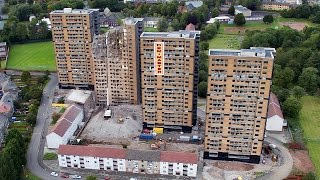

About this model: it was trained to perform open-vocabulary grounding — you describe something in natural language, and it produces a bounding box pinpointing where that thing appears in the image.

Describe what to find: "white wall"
[266,115,284,131]
[46,133,63,149]
[62,109,84,141]
[58,155,67,167]
[47,108,84,149]
[160,162,169,175]
[84,156,100,169]
[172,163,183,176]
[187,164,197,177]
[117,159,126,172]
[58,153,197,177]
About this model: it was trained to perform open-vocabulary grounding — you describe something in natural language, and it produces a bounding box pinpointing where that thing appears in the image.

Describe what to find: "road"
[257,136,293,180]
[26,74,58,180]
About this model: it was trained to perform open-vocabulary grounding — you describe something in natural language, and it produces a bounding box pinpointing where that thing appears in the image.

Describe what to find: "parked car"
[104,176,111,180]
[60,173,69,178]
[71,174,82,179]
[50,172,58,177]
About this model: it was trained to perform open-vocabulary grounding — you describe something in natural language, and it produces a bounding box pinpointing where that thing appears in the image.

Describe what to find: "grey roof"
[144,17,161,22]
[141,30,200,39]
[209,47,276,58]
[185,1,204,8]
[235,5,251,12]
[123,17,144,25]
[126,149,161,161]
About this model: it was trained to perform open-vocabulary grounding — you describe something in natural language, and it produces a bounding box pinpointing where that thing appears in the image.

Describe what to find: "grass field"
[208,34,242,49]
[6,41,55,71]
[300,96,320,176]
[144,27,159,32]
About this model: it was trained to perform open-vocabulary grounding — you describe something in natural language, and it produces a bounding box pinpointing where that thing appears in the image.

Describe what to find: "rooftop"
[160,151,198,164]
[185,1,204,8]
[58,145,127,159]
[185,23,196,31]
[51,104,83,137]
[50,8,99,15]
[141,30,200,39]
[268,92,284,119]
[0,101,12,113]
[123,17,144,25]
[58,145,198,164]
[235,5,251,12]
[66,90,93,104]
[127,149,161,161]
[209,47,276,58]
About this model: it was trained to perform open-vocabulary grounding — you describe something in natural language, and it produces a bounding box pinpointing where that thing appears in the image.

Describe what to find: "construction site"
[80,105,203,153]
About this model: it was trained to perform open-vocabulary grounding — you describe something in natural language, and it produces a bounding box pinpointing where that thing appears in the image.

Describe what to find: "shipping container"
[179,136,190,142]
[153,127,163,134]
[139,134,154,140]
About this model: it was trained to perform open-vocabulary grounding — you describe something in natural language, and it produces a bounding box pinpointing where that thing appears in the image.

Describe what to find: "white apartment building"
[57,145,198,178]
[46,104,83,149]
[58,145,127,171]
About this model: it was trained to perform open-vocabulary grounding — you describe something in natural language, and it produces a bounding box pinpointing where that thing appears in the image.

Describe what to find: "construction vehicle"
[117,116,124,123]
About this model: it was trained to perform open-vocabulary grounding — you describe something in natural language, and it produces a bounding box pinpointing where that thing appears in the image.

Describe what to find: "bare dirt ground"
[290,149,315,173]
[80,105,142,144]
[203,160,272,180]
[280,22,307,31]
[128,139,200,152]
[214,161,254,171]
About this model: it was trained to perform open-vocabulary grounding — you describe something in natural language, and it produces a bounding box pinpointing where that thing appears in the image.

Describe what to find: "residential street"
[26,74,58,180]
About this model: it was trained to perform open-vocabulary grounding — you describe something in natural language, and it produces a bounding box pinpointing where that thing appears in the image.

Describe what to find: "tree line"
[0,129,27,179]
[17,71,50,126]
[241,26,320,119]
[281,4,320,24]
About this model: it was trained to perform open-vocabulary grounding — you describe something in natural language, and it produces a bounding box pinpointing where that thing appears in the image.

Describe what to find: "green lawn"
[6,41,56,71]
[300,96,320,176]
[43,152,58,160]
[144,27,159,32]
[208,34,241,49]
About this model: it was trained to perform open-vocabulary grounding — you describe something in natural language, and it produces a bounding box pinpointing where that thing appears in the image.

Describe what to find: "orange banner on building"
[154,42,164,75]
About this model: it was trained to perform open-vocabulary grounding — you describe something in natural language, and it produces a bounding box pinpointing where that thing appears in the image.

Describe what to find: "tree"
[200,42,209,51]
[228,5,235,15]
[0,152,18,180]
[290,86,305,99]
[234,13,246,26]
[283,96,302,118]
[86,175,97,180]
[298,67,319,94]
[199,70,208,82]
[21,71,31,83]
[26,112,37,126]
[263,14,274,24]
[157,18,168,32]
[211,7,220,18]
[198,82,208,98]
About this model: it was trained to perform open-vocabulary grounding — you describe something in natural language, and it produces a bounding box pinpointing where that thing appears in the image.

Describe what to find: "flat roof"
[66,90,92,104]
[50,8,99,15]
[141,30,200,39]
[209,47,276,58]
[123,17,144,25]
[235,5,251,12]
